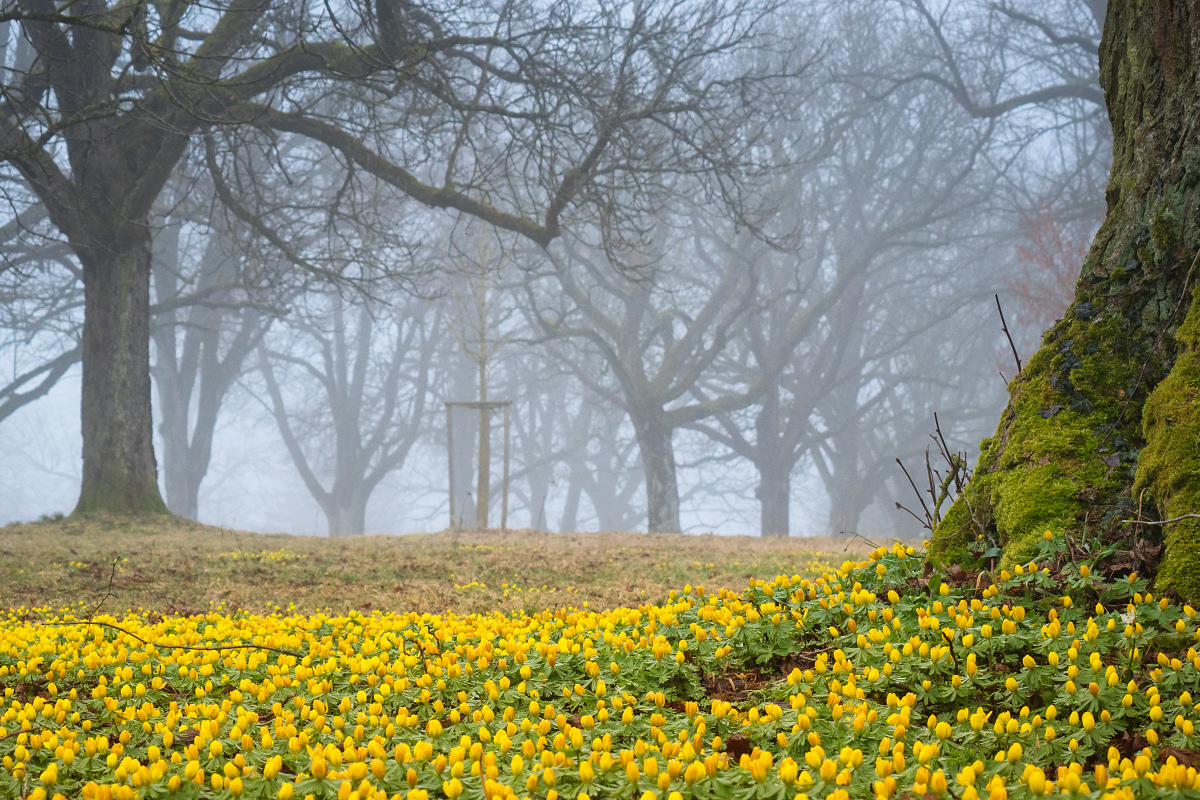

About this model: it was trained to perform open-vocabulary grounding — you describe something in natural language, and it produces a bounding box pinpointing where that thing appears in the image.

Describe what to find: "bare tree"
[0,205,80,422]
[563,405,646,532]
[258,291,438,536]
[0,0,785,515]
[149,209,276,520]
[681,0,1059,538]
[526,221,771,532]
[488,353,645,531]
[884,0,1110,243]
[884,0,1104,118]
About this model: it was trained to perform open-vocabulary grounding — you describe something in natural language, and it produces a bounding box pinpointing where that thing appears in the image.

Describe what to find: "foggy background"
[0,0,1107,537]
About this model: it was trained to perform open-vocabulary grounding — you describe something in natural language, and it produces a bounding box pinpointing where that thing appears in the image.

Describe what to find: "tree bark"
[152,219,264,520]
[931,0,1200,601]
[324,492,368,537]
[634,416,681,533]
[74,224,168,515]
[757,468,790,537]
[750,380,795,537]
[827,493,864,539]
[560,471,582,532]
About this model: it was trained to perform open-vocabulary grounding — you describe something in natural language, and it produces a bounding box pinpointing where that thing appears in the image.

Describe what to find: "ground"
[1,519,1198,800]
[0,516,875,616]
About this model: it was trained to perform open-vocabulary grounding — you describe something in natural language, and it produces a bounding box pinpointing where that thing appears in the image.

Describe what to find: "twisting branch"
[993,4,1099,52]
[46,619,306,658]
[32,556,306,659]
[0,345,81,423]
[203,133,346,284]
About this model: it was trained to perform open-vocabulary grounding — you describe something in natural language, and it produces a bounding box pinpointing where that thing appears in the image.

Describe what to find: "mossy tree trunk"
[931,0,1200,601]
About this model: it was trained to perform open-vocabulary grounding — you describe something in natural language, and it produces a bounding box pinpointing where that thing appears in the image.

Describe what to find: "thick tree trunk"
[158,390,198,519]
[827,494,863,539]
[152,222,258,521]
[325,494,367,537]
[560,470,582,532]
[633,416,681,533]
[757,467,790,537]
[74,225,168,515]
[753,382,791,537]
[931,0,1200,600]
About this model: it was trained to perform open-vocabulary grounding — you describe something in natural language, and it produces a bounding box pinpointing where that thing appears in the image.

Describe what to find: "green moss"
[932,0,1200,579]
[73,476,170,517]
[1150,203,1180,254]
[990,466,1080,560]
[933,291,1139,566]
[927,491,980,561]
[1134,287,1200,602]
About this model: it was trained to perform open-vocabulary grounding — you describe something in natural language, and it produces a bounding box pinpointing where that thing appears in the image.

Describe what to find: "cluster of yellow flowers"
[0,538,1198,799]
[213,549,301,565]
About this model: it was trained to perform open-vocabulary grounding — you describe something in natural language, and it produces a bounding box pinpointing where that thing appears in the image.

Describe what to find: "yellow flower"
[1026,768,1046,795]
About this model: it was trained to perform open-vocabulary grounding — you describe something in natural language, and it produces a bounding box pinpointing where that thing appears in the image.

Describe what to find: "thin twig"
[85,558,119,625]
[42,620,305,658]
[842,532,880,551]
[894,501,930,529]
[0,724,54,742]
[896,458,933,528]
[925,448,939,522]
[996,294,1022,374]
[1121,513,1200,526]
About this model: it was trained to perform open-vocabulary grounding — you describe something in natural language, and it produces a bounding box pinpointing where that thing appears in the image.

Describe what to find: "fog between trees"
[0,0,1106,536]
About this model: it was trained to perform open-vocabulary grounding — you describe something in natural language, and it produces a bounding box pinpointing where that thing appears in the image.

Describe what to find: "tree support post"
[445,400,512,531]
[446,403,456,530]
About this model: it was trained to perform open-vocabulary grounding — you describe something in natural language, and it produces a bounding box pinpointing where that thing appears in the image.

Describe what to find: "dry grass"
[0,515,881,617]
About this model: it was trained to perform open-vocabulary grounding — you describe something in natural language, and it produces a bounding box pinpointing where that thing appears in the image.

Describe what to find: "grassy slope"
[0,516,876,617]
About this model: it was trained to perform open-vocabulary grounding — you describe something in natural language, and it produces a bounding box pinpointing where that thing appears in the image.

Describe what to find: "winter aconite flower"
[2,538,1196,800]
